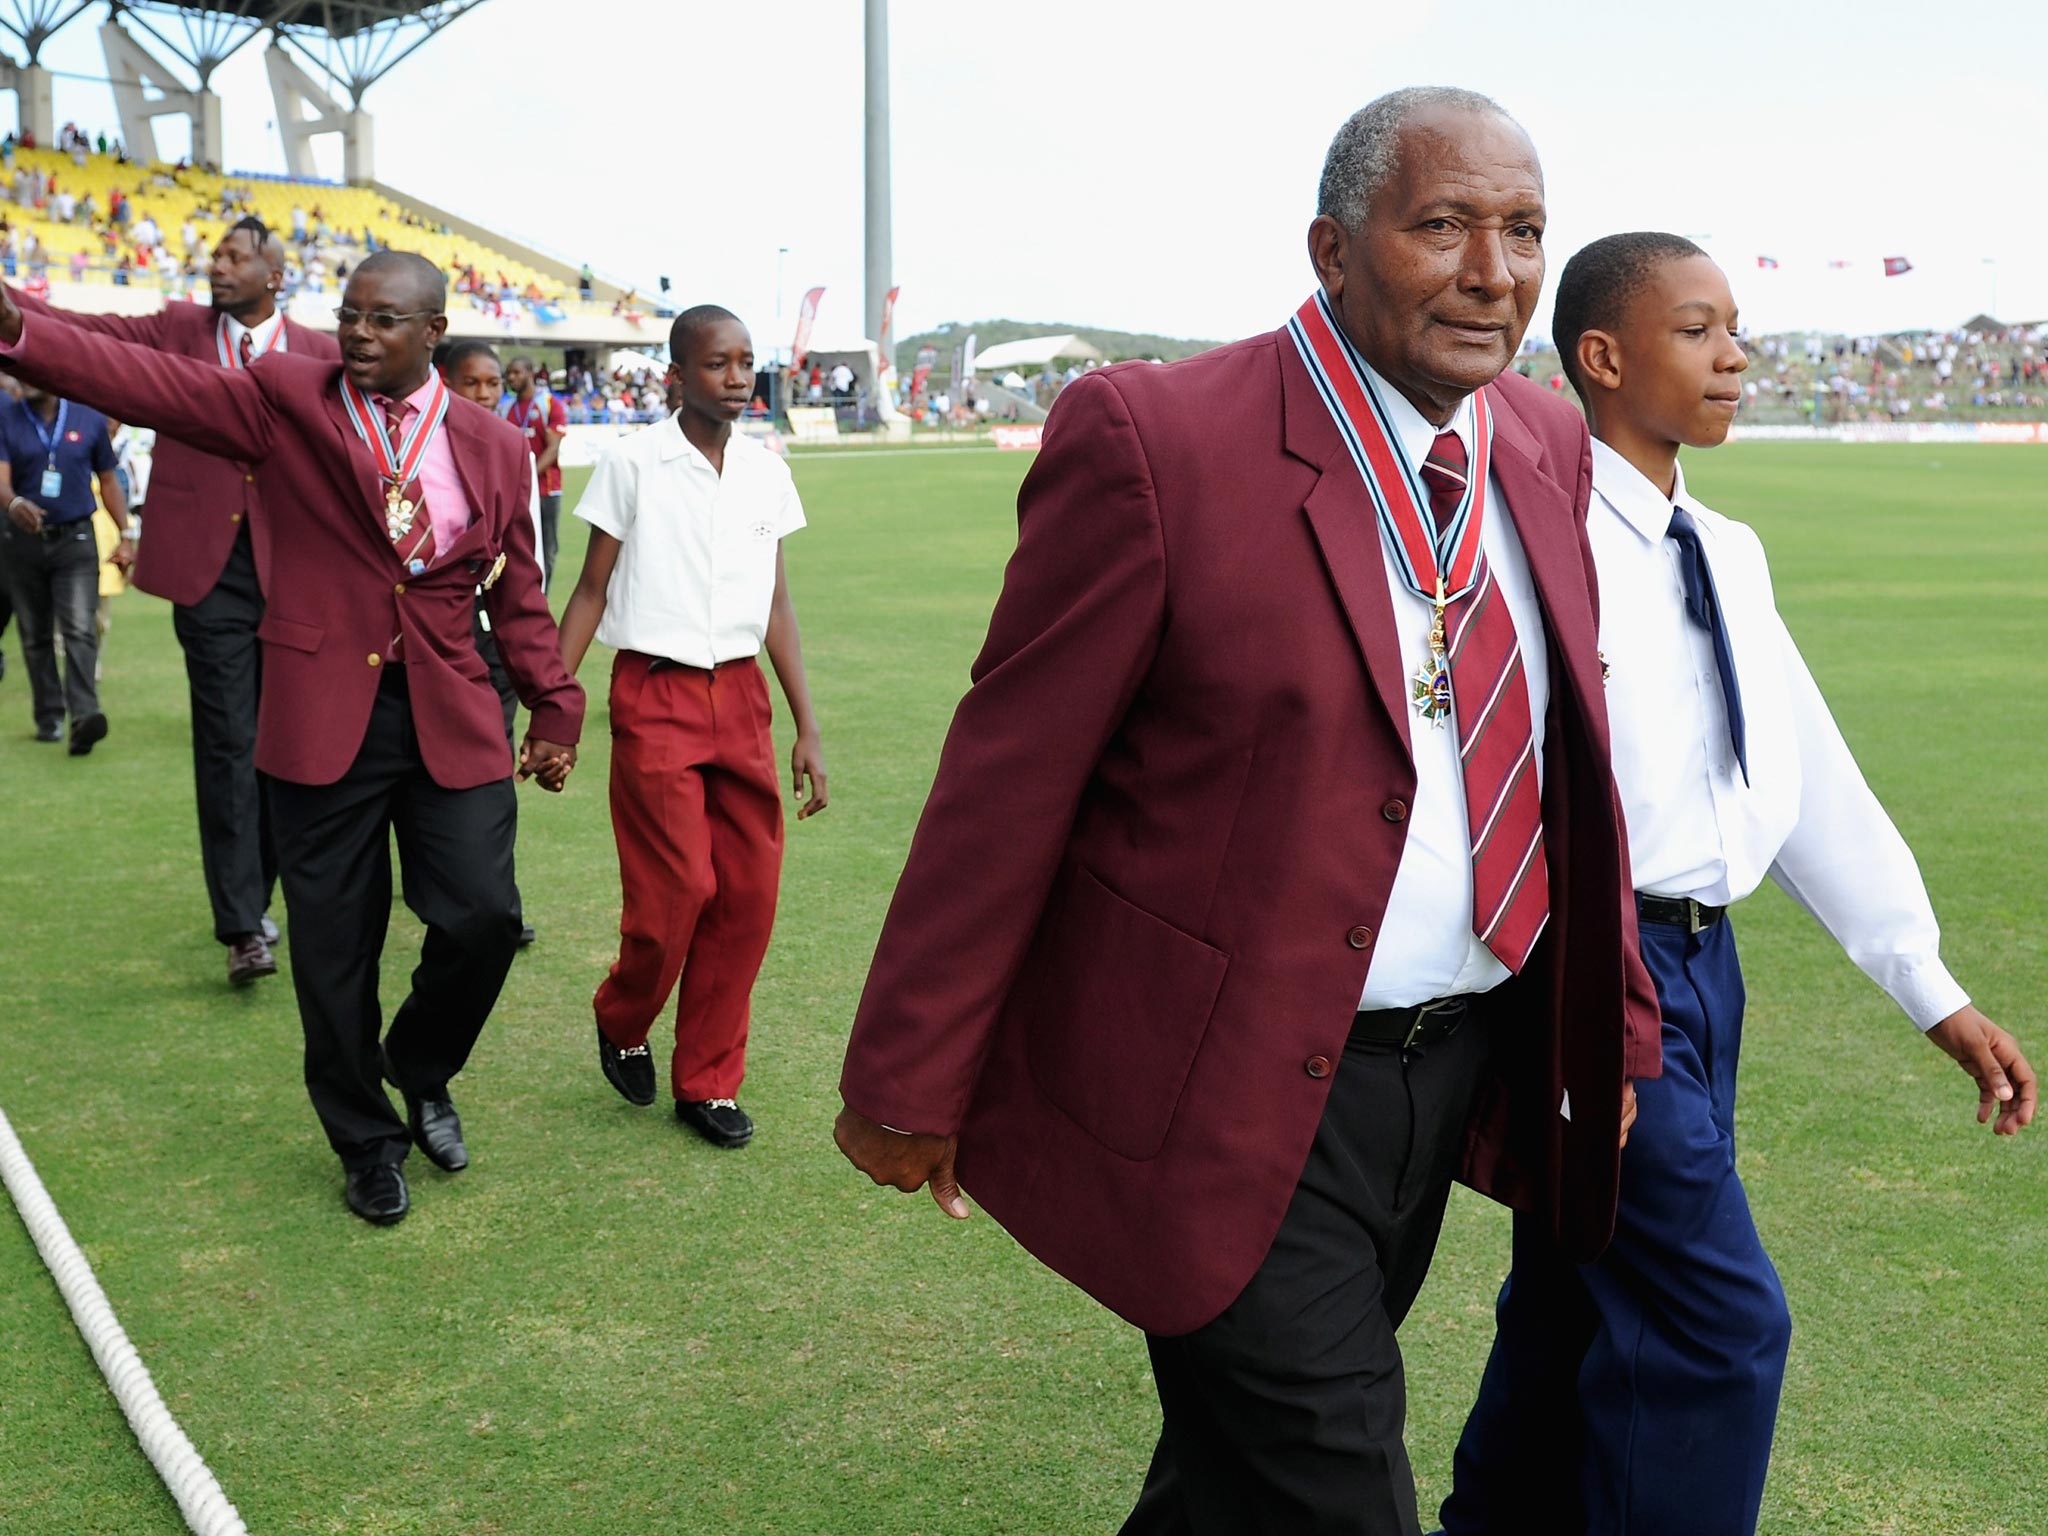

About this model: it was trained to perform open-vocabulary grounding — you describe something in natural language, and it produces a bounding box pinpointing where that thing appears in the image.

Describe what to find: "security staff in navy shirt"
[0,383,131,751]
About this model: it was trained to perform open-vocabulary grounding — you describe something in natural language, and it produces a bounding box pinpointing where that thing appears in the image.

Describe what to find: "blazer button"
[229,511,242,523]
[1347,925,1374,950]
[1381,797,1408,822]
[366,653,381,668]
[1304,1055,1332,1079]
[393,582,406,594]
[243,473,255,484]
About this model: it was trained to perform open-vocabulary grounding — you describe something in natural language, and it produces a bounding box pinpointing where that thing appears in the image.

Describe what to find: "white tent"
[603,347,669,375]
[970,334,1106,372]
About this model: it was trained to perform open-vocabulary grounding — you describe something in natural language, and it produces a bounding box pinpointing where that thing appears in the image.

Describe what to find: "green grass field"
[1,442,2042,1534]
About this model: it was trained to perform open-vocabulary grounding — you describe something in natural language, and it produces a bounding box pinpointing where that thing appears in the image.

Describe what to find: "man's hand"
[517,736,575,791]
[1925,1005,2036,1135]
[108,532,136,573]
[834,1104,969,1219]
[1620,1079,1638,1148]
[7,496,42,533]
[791,731,828,820]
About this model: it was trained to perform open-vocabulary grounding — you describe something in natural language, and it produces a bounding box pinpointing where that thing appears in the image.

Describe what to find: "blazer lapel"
[1483,386,1600,713]
[1281,335,1413,753]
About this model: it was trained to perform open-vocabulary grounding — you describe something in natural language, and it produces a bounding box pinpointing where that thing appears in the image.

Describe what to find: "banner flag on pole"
[791,286,825,369]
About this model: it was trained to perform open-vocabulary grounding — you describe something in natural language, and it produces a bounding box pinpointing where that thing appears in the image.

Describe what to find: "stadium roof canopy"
[1,1,488,102]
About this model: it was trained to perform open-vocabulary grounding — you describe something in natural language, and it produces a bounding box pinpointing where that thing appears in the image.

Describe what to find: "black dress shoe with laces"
[598,1025,656,1106]
[227,934,276,986]
[68,712,107,755]
[383,1049,468,1172]
[345,1162,409,1225]
[676,1097,754,1148]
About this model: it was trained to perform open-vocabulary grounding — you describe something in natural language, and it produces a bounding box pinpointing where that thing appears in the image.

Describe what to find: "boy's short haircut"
[441,338,501,374]
[1552,231,1706,398]
[668,304,743,361]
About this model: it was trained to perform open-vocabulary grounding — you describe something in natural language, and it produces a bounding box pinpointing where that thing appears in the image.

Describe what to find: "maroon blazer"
[840,333,1661,1337]
[5,308,583,788]
[13,289,338,606]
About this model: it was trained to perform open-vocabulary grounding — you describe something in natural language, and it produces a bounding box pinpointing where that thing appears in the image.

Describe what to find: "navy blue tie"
[1667,507,1748,785]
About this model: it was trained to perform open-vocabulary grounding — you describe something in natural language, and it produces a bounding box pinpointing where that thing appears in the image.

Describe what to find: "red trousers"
[595,651,784,1101]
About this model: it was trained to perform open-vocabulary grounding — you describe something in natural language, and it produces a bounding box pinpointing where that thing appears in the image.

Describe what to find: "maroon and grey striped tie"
[1422,428,1548,972]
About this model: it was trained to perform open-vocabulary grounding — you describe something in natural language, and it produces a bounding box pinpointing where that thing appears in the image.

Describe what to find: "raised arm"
[0,285,276,464]
[10,280,180,348]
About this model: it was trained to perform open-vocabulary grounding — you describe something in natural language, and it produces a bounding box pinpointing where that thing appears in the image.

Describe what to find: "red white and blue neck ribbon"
[216,313,285,369]
[338,371,451,494]
[1286,290,1493,604]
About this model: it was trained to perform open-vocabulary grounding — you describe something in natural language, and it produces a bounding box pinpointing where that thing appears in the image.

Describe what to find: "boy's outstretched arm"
[556,527,621,678]
[764,545,827,819]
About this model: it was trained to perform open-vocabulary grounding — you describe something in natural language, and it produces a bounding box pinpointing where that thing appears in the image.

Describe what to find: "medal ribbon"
[338,371,451,496]
[1285,290,1493,603]
[216,314,285,369]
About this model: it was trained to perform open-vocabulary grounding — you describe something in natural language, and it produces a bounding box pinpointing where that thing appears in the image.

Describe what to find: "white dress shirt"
[1589,439,1967,1030]
[575,414,805,667]
[222,309,285,357]
[1358,364,1551,1009]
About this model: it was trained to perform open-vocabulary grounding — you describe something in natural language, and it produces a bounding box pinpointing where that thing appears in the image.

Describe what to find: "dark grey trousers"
[3,519,100,732]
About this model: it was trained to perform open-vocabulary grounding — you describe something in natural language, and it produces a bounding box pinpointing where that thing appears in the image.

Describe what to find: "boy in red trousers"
[558,305,827,1147]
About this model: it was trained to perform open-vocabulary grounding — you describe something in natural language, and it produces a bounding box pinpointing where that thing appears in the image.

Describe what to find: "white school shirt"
[575,413,805,666]
[1356,363,1551,1010]
[1588,439,1967,1030]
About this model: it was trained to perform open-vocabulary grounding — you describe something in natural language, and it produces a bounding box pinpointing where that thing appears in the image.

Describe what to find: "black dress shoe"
[676,1097,754,1148]
[34,722,60,742]
[344,1162,409,1225]
[598,1026,656,1106]
[67,712,107,755]
[383,1049,468,1171]
[259,914,281,946]
[227,934,277,986]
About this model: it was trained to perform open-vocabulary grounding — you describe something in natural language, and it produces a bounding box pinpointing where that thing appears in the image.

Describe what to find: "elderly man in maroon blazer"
[836,88,1661,1533]
[0,251,583,1227]
[16,217,337,986]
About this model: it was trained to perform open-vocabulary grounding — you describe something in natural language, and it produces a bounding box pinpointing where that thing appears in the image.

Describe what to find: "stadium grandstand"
[0,0,666,351]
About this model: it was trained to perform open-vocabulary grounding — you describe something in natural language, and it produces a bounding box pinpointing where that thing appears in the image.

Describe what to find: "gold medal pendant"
[1412,591,1453,727]
[384,482,416,541]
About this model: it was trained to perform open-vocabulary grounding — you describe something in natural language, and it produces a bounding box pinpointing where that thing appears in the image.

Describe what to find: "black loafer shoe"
[676,1097,754,1148]
[384,1049,468,1172]
[259,914,281,947]
[598,1026,657,1106]
[344,1162,408,1225]
[227,934,277,986]
[68,712,107,755]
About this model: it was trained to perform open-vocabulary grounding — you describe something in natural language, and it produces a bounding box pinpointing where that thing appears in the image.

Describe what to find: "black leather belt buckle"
[1352,996,1469,1052]
[1637,894,1725,933]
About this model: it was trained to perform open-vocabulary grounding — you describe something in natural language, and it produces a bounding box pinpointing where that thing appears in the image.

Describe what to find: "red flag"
[1882,256,1913,277]
[1756,256,1779,269]
[878,285,900,357]
[791,286,825,369]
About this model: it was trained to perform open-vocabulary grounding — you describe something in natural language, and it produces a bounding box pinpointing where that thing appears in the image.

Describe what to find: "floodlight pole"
[863,0,891,348]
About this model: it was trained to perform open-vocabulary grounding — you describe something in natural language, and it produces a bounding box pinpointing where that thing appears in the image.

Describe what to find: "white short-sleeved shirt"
[574,414,805,667]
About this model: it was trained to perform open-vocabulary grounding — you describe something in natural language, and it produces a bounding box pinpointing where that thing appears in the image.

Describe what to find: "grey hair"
[1316,87,1523,230]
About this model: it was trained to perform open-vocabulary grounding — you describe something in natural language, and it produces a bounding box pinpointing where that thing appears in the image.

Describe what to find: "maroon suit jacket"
[5,309,583,788]
[13,289,338,606]
[840,334,1662,1337]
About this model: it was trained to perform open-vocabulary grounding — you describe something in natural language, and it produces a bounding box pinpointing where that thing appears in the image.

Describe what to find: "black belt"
[1351,996,1470,1053]
[24,520,91,540]
[1637,893,1726,932]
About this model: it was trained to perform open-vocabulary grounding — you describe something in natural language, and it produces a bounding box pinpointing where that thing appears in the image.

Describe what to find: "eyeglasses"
[336,308,441,331]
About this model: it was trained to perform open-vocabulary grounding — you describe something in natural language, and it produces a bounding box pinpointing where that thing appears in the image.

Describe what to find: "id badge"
[39,467,62,499]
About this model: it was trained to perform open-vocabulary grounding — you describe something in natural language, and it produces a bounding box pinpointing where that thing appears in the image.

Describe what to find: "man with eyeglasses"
[0,251,584,1227]
[9,216,337,987]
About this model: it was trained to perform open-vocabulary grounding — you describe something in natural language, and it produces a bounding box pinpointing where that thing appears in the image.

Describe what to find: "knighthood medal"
[1412,583,1454,727]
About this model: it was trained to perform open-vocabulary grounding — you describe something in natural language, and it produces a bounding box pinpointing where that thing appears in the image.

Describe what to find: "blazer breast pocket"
[1021,865,1230,1162]
[257,614,323,653]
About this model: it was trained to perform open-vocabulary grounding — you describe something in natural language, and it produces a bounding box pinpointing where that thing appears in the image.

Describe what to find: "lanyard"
[27,400,68,458]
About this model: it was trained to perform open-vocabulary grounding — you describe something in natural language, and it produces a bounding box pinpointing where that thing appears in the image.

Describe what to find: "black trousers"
[538,491,561,592]
[170,524,276,943]
[1122,1013,1494,1536]
[268,665,520,1170]
[3,519,100,731]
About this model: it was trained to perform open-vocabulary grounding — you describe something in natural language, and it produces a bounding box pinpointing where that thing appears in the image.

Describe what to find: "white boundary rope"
[0,1103,249,1536]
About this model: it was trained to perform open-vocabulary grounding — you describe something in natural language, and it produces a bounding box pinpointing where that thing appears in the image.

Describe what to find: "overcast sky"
[32,0,2048,350]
